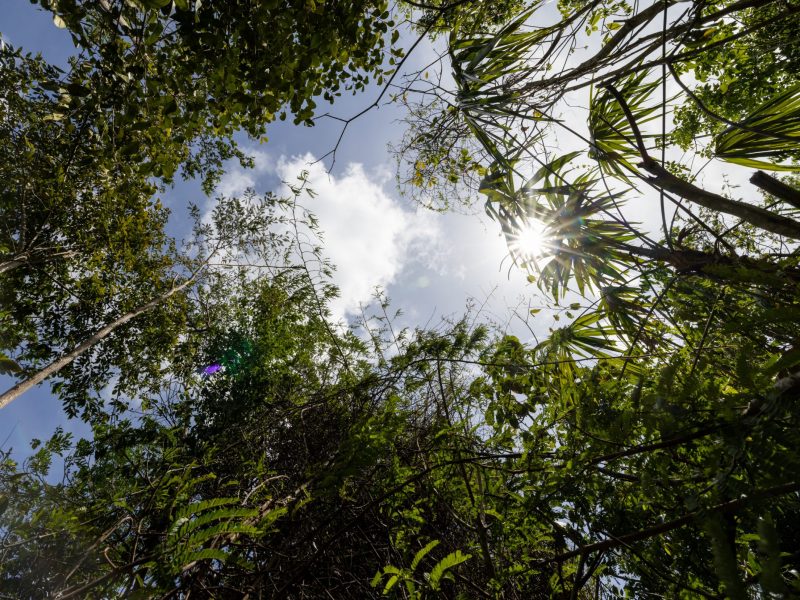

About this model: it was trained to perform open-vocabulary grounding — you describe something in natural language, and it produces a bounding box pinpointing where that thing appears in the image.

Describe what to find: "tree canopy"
[2,0,800,598]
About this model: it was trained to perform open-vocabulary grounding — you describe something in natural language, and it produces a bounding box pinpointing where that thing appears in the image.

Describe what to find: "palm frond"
[588,71,660,184]
[715,84,800,171]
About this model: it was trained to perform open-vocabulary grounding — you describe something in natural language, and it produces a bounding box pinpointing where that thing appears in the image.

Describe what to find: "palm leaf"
[715,83,800,171]
[588,71,660,184]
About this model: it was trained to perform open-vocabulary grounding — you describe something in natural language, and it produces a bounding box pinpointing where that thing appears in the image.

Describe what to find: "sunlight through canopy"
[508,217,550,265]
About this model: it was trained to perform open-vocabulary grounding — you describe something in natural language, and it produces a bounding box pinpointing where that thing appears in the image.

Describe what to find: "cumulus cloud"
[274,154,440,322]
[215,149,271,198]
[209,150,539,332]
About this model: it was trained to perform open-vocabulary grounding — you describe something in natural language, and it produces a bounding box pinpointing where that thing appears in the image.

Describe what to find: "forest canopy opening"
[1,0,799,598]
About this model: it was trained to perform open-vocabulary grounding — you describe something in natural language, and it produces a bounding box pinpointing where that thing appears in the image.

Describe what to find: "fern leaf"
[429,550,472,591]
[411,540,440,572]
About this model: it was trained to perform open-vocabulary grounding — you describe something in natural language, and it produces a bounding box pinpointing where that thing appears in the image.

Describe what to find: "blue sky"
[1,2,546,462]
[0,0,759,464]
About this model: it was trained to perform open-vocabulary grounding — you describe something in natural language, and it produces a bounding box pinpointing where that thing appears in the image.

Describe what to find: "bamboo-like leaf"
[452,6,553,121]
[715,156,800,172]
[524,151,583,190]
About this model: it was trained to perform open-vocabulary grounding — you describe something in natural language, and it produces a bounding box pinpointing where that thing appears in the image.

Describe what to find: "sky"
[0,2,548,462]
[0,1,762,462]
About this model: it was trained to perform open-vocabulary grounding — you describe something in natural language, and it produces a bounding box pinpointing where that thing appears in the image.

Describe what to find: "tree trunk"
[619,242,800,285]
[750,170,800,210]
[0,275,197,410]
[641,162,800,240]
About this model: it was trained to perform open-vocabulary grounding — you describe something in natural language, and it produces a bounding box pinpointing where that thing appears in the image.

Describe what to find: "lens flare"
[510,218,548,262]
[202,363,222,375]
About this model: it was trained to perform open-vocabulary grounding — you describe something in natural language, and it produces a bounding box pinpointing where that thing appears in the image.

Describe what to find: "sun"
[509,218,549,263]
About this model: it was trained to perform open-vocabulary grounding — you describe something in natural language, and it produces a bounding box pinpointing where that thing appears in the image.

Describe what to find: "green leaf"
[715,84,800,170]
[382,574,399,595]
[370,571,384,588]
[0,354,22,375]
[716,157,800,172]
[429,550,471,591]
[411,540,440,571]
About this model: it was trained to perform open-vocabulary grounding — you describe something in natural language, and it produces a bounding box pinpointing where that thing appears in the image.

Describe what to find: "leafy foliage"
[0,0,401,414]
[3,1,800,599]
[37,0,398,173]
[714,84,800,170]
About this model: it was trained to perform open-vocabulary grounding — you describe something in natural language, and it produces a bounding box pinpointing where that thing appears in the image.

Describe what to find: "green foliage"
[1,0,402,414]
[671,0,800,161]
[409,0,527,37]
[715,84,800,170]
[588,71,660,183]
[36,0,397,149]
[428,549,472,591]
[0,47,176,406]
[402,0,800,280]
[393,1,800,597]
[3,1,800,599]
[370,540,472,598]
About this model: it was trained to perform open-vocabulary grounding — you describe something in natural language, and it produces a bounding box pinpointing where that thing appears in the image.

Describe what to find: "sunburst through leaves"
[508,217,551,267]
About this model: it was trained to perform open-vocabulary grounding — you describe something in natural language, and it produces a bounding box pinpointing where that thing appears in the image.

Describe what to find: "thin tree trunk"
[602,81,800,240]
[0,249,78,275]
[0,257,29,274]
[617,241,800,284]
[0,275,197,410]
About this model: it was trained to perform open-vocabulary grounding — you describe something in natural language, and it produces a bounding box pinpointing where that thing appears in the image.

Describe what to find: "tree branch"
[537,481,800,566]
[603,83,800,240]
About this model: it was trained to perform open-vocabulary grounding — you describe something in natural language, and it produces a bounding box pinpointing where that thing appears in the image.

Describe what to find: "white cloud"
[217,171,255,198]
[274,154,440,322]
[207,149,544,339]
[215,149,272,198]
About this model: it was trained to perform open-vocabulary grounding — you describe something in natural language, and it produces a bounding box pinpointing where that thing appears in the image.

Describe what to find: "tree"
[0,142,303,417]
[396,0,800,346]
[1,0,401,412]
[35,0,398,188]
[481,262,800,597]
[0,47,175,392]
[3,1,800,597]
[399,0,800,217]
